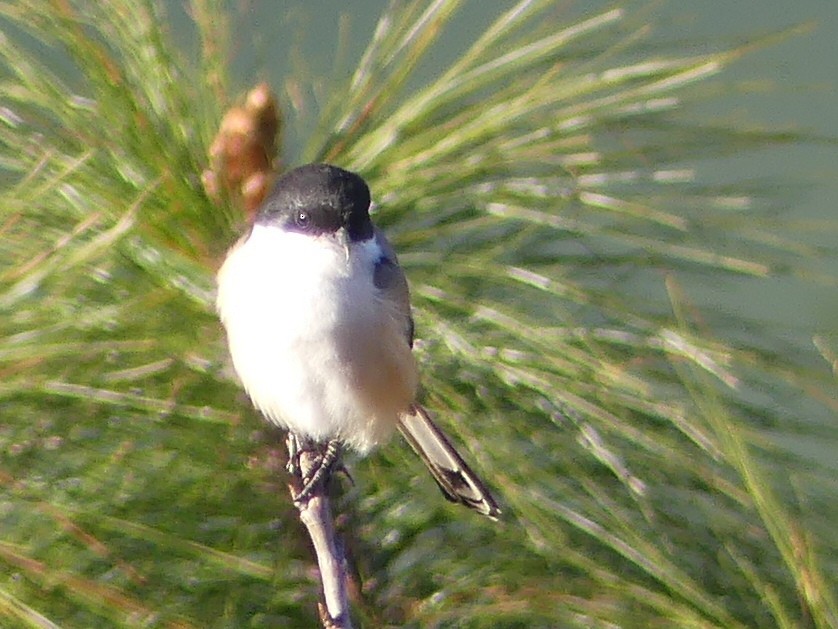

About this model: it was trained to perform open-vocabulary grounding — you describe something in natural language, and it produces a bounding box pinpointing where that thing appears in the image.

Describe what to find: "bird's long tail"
[397,404,501,519]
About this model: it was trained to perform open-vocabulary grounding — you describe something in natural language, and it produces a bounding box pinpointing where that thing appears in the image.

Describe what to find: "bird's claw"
[288,437,343,504]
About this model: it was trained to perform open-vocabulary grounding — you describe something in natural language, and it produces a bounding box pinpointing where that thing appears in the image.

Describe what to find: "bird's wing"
[372,229,414,347]
[373,230,500,519]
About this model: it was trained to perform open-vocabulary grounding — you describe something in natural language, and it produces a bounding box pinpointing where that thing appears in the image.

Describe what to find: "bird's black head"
[255,163,373,242]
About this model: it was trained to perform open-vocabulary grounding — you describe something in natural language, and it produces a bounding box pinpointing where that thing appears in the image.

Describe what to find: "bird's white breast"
[216,224,416,453]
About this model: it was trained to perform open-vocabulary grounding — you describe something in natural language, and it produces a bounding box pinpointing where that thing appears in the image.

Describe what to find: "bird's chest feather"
[217,224,417,451]
[217,226,380,371]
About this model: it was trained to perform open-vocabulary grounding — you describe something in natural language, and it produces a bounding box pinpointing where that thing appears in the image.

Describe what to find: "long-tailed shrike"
[216,163,500,518]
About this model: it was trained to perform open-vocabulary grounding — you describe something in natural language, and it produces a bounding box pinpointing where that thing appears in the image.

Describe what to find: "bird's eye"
[295,210,311,230]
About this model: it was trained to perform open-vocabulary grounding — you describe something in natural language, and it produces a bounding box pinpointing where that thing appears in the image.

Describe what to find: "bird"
[216,163,500,519]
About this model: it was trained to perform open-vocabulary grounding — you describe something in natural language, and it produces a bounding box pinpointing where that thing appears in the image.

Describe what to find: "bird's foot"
[287,436,343,505]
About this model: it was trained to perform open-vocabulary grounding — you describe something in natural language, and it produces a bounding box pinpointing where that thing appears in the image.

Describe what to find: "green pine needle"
[1,1,835,627]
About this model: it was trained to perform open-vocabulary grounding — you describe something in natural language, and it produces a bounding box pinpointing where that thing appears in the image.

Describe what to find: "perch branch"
[287,434,353,629]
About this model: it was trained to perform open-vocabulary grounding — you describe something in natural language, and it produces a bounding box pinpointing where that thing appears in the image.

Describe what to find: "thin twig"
[287,435,353,629]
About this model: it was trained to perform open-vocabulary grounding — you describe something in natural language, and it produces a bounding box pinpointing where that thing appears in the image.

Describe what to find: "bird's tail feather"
[397,404,501,519]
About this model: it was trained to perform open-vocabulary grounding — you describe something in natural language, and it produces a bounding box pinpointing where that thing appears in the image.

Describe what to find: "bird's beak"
[337,227,350,261]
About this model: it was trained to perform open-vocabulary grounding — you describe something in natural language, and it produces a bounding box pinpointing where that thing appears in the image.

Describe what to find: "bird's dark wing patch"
[372,255,400,290]
[372,230,414,347]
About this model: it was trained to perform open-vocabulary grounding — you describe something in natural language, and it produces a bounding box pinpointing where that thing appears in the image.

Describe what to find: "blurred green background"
[1,1,836,627]
[237,0,838,334]
[230,0,838,466]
